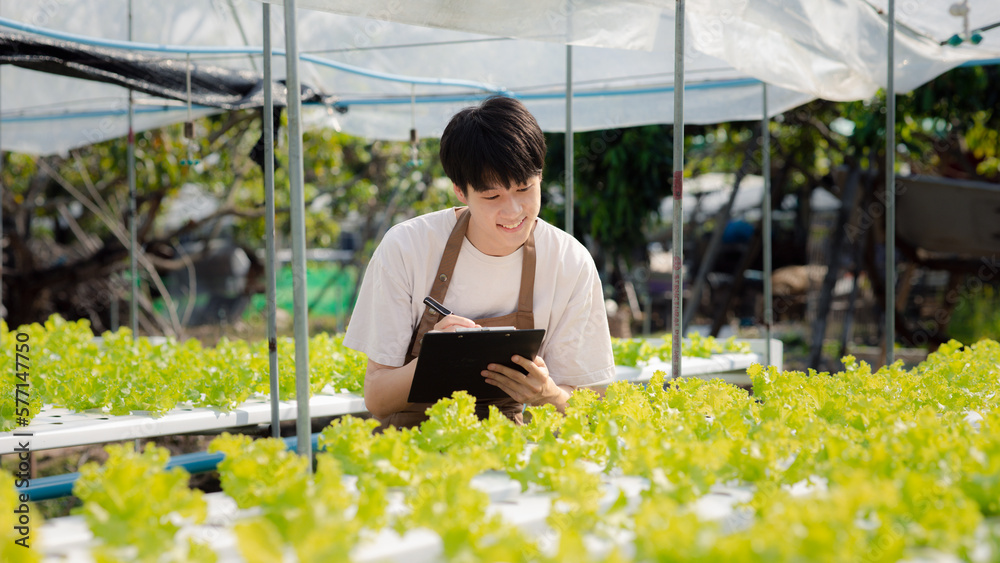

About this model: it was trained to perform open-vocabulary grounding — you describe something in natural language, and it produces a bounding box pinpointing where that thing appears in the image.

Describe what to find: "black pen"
[423,296,452,317]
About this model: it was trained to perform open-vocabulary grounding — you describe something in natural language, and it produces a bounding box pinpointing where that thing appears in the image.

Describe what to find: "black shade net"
[0,31,351,167]
[0,31,344,111]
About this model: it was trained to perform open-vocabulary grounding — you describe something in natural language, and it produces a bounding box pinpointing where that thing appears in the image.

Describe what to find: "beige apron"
[378,207,536,430]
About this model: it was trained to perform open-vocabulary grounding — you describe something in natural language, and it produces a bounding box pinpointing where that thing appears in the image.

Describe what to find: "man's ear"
[453,183,468,204]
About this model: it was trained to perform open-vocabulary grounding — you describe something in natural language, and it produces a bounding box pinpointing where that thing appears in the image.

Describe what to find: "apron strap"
[517,225,536,316]
[429,208,471,303]
[406,208,470,362]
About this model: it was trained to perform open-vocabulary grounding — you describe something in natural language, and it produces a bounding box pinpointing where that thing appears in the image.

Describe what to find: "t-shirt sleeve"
[542,260,615,388]
[343,234,417,367]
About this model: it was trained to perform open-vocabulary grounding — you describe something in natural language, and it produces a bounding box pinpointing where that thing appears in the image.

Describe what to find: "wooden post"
[808,167,861,370]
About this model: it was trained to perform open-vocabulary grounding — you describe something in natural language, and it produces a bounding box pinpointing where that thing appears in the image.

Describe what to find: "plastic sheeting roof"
[0,0,997,155]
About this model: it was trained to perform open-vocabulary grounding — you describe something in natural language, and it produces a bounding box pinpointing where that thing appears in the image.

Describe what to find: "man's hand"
[432,314,480,332]
[364,314,479,418]
[481,355,571,411]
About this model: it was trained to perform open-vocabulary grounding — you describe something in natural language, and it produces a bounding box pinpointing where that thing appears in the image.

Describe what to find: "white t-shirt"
[344,208,615,388]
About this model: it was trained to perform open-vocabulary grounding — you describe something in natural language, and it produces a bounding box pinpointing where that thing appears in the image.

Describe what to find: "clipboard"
[407,328,546,403]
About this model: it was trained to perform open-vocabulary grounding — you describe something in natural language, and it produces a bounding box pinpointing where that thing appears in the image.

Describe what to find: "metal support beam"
[0,17,4,319]
[127,0,137,335]
[762,84,773,367]
[671,0,686,378]
[262,3,281,439]
[885,0,897,365]
[282,0,312,468]
[564,45,574,236]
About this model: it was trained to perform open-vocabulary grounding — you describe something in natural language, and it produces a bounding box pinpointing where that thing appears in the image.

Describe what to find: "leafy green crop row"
[611,333,751,366]
[73,444,214,562]
[1,471,39,563]
[34,338,1000,562]
[0,316,752,431]
[0,316,366,431]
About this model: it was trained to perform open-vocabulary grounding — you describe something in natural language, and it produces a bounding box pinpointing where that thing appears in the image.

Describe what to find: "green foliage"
[896,65,1000,180]
[72,443,212,563]
[543,126,674,260]
[948,284,1000,345]
[610,338,657,366]
[209,434,310,511]
[0,321,45,431]
[0,470,41,562]
[611,334,750,365]
[685,333,752,358]
[0,315,366,430]
[209,433,364,562]
[41,338,1000,560]
[312,341,996,560]
[964,111,1000,177]
[1,110,457,327]
[3,317,753,430]
[315,394,541,561]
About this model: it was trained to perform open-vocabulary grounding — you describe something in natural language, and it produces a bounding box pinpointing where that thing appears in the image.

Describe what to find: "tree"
[537,64,999,345]
[1,108,454,333]
[682,64,1000,362]
[542,125,675,318]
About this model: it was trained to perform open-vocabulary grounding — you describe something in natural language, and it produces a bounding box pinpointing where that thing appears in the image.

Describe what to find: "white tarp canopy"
[1,0,998,155]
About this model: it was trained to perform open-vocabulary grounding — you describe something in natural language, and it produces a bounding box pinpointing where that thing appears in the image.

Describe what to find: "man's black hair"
[440,95,546,195]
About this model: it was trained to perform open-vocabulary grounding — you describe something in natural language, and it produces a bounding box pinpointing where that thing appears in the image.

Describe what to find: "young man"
[344,95,614,429]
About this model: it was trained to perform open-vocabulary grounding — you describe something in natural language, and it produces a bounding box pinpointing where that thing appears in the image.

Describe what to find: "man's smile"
[498,217,526,231]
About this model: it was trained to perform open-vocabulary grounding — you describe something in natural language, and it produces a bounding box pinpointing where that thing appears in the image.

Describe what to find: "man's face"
[453,175,542,257]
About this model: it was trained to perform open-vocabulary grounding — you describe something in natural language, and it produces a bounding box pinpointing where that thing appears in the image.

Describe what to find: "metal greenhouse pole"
[885,0,897,365]
[282,0,312,467]
[127,0,138,335]
[671,0,685,378]
[762,83,773,367]
[262,3,281,439]
[565,45,574,235]
[1,38,3,318]
[0,0,3,316]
